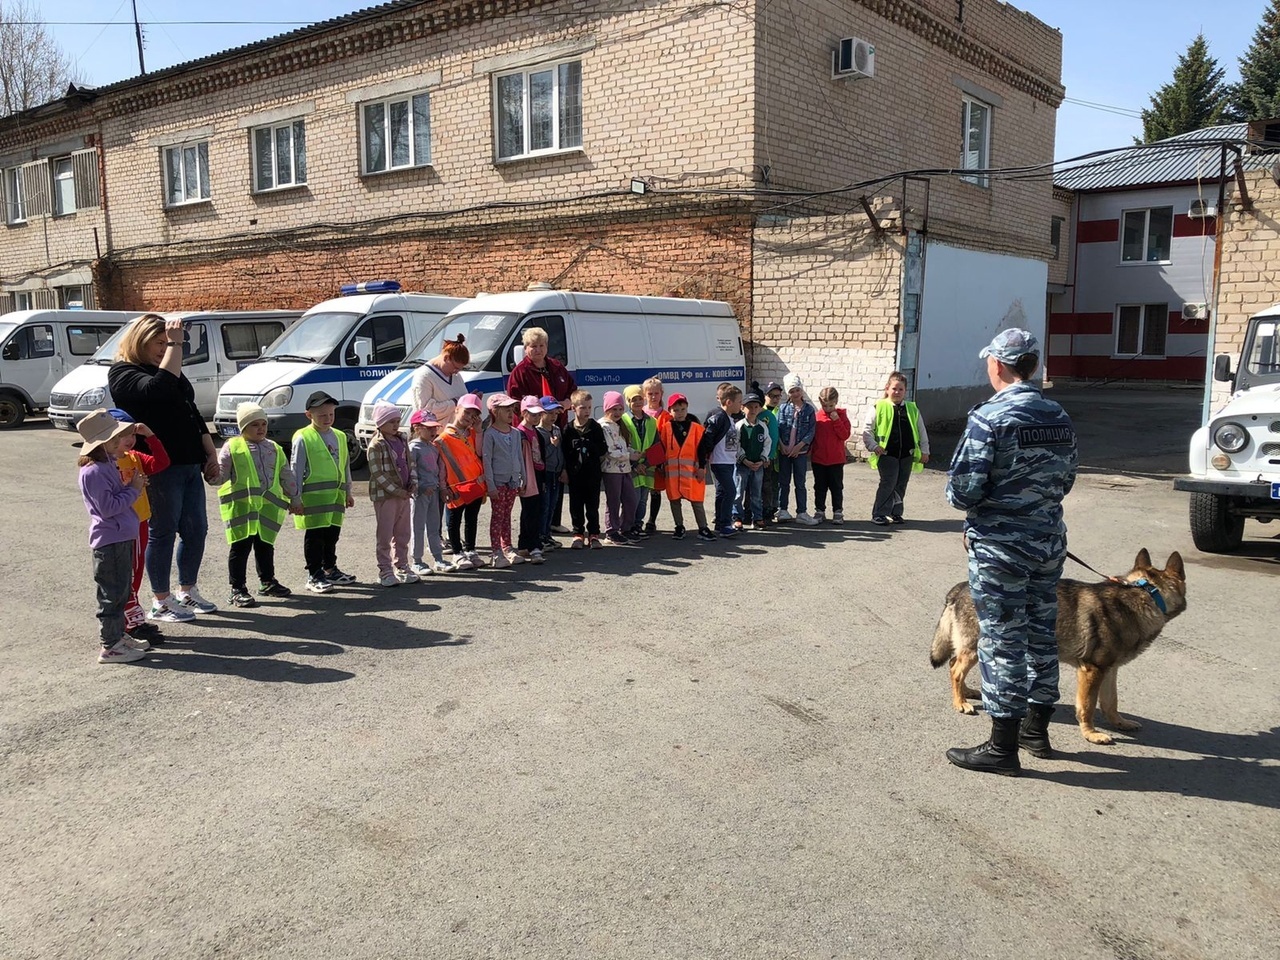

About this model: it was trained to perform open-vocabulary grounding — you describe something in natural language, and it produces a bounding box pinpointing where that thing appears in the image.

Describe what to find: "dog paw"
[1083,730,1115,745]
[1109,716,1142,731]
[958,703,977,716]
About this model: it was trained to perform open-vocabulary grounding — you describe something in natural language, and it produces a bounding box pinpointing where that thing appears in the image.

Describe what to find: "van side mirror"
[353,338,373,366]
[1213,354,1233,382]
[1,342,17,362]
[512,345,525,366]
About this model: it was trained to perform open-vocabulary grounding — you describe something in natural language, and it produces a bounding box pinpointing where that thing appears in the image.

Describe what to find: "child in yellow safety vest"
[861,370,930,525]
[209,402,298,607]
[290,391,356,593]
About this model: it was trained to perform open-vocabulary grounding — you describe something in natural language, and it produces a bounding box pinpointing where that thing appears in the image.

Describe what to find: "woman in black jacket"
[108,314,219,621]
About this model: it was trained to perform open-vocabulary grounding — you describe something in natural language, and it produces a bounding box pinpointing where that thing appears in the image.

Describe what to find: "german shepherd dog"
[929,550,1187,745]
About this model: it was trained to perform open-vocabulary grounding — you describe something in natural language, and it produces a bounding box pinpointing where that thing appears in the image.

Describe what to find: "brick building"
[0,0,1062,420]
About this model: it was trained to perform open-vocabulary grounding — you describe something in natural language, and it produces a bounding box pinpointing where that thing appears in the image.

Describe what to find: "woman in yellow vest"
[209,402,298,607]
[861,371,931,525]
[656,393,712,540]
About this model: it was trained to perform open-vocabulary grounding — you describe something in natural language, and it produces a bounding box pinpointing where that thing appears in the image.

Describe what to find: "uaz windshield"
[400,312,519,372]
[265,312,361,362]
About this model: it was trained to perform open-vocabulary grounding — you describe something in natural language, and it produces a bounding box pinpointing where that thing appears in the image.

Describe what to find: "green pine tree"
[1230,0,1280,120]
[1137,34,1228,143]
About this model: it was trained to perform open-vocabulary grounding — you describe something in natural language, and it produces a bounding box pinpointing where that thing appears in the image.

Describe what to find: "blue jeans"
[709,463,736,531]
[632,480,649,529]
[540,473,562,542]
[778,453,809,514]
[145,463,208,595]
[734,463,764,522]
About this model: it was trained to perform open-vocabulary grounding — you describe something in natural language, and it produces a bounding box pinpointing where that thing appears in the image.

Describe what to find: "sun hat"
[409,409,439,427]
[520,396,546,414]
[979,328,1040,364]
[538,395,562,410]
[236,402,268,431]
[486,392,518,411]
[602,391,624,411]
[457,394,482,413]
[667,393,689,409]
[373,400,402,427]
[77,409,134,455]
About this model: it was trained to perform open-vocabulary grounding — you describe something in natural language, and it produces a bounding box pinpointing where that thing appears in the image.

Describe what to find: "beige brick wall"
[1047,186,1073,287]
[1212,168,1280,411]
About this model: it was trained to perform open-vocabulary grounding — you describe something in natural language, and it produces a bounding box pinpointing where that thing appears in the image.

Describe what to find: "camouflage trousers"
[967,540,1064,719]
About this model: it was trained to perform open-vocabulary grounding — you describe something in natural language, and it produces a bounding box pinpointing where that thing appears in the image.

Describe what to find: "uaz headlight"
[1213,421,1248,454]
[261,386,293,409]
[77,387,105,407]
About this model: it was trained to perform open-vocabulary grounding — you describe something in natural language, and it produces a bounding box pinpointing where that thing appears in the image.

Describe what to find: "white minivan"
[214,282,462,463]
[0,310,140,427]
[355,289,745,441]
[47,310,302,431]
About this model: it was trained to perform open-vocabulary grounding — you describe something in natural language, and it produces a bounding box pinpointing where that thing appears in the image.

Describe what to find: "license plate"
[1272,482,1280,500]
[218,423,239,438]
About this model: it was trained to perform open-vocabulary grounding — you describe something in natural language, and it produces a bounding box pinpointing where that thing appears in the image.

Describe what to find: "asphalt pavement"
[1,390,1276,960]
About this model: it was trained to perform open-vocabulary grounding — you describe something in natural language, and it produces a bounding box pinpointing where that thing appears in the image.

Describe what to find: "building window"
[960,96,991,186]
[362,92,431,174]
[254,120,307,192]
[1116,303,1168,358]
[58,285,88,309]
[4,167,24,224]
[1121,207,1172,262]
[164,142,211,207]
[1050,216,1064,260]
[51,157,75,216]
[495,60,583,160]
[14,291,33,310]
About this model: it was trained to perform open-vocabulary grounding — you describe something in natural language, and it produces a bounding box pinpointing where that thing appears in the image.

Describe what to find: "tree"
[1137,34,1228,143]
[1230,0,1280,120]
[0,0,80,117]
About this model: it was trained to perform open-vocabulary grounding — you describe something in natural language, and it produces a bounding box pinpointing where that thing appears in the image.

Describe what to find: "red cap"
[667,393,689,409]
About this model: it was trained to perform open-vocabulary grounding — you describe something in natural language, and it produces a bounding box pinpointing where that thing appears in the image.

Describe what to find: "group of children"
[77,374,929,665]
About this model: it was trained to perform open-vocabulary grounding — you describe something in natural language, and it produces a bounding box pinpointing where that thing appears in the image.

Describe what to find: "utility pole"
[132,0,146,75]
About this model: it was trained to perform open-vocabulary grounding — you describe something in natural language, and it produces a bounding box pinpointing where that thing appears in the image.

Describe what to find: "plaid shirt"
[366,434,414,503]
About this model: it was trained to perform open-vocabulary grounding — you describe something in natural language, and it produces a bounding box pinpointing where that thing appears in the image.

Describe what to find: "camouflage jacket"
[945,381,1078,561]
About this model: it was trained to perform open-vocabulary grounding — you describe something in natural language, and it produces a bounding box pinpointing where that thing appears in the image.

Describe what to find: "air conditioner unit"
[1182,302,1209,321]
[833,37,875,79]
[1188,199,1217,218]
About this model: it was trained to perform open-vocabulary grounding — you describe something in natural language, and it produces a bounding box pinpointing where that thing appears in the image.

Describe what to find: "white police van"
[47,310,301,431]
[0,310,140,427]
[213,282,462,463]
[355,288,745,443]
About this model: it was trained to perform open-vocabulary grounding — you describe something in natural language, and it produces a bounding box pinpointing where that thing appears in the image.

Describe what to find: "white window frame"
[493,58,583,162]
[14,290,33,310]
[51,156,75,217]
[1120,207,1173,264]
[361,91,431,175]
[4,166,24,224]
[1114,303,1168,360]
[252,119,307,193]
[163,141,211,208]
[960,96,991,187]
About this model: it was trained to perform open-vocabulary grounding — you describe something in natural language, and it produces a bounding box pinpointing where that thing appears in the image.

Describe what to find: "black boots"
[946,718,1022,776]
[1018,704,1055,758]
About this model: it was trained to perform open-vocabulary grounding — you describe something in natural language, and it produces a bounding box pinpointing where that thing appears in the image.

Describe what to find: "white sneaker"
[174,587,217,613]
[796,512,820,526]
[776,509,794,522]
[397,568,420,584]
[466,551,482,567]
[431,561,452,574]
[148,597,195,622]
[490,553,511,568]
[411,562,433,577]
[508,551,528,565]
[99,640,145,664]
[123,634,151,652]
[451,554,474,571]
[529,549,545,565]
[379,573,400,587]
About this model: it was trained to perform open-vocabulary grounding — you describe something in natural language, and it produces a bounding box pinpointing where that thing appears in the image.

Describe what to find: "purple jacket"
[79,460,141,548]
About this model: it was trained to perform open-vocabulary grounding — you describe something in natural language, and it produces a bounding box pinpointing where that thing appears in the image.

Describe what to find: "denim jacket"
[776,400,816,452]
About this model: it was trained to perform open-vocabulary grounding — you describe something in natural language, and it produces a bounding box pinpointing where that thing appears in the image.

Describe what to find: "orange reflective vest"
[658,417,705,502]
[437,428,487,508]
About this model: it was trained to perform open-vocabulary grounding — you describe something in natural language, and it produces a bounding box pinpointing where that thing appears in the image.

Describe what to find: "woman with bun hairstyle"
[410,335,470,424]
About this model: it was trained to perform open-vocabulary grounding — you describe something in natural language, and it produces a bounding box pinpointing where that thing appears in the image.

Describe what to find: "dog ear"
[1165,551,1185,580]
[1135,548,1152,569]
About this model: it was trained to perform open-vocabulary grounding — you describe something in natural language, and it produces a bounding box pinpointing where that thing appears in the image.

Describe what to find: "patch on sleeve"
[1016,423,1074,447]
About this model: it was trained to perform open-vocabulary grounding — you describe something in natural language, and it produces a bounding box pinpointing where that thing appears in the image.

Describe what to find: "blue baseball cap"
[106,408,134,423]
[979,328,1040,364]
[538,395,562,410]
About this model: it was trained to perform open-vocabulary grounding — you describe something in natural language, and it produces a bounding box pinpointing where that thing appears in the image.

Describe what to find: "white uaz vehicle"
[354,289,746,446]
[213,282,462,465]
[47,311,300,431]
[1173,304,1280,552]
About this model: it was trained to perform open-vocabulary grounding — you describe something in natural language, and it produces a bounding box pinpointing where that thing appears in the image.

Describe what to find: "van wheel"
[1189,491,1244,553]
[336,417,367,470]
[0,392,26,428]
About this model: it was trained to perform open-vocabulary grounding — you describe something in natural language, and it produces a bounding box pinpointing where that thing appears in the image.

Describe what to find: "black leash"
[1066,550,1119,581]
[1066,550,1166,612]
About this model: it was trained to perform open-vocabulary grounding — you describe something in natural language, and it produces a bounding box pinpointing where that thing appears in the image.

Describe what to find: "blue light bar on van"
[340,280,401,296]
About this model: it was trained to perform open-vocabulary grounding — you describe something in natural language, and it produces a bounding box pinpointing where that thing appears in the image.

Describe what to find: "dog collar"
[1131,578,1167,614]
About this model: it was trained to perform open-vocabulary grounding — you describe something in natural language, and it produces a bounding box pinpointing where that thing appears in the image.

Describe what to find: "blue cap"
[538,395,562,410]
[106,407,134,423]
[979,328,1040,364]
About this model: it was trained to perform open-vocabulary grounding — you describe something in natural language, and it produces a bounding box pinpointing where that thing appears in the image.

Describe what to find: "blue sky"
[33,0,1273,160]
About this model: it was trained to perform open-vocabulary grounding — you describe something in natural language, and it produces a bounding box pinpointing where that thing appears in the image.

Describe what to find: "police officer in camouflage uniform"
[944,329,1078,776]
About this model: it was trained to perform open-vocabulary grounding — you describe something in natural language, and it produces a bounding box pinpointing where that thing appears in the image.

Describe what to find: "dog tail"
[929,597,958,669]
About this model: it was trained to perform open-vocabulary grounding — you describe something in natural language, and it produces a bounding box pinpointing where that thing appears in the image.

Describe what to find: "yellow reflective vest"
[868,399,924,473]
[293,427,348,529]
[218,437,289,544]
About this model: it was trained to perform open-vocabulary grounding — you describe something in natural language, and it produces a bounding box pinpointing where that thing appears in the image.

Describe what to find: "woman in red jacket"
[506,327,575,417]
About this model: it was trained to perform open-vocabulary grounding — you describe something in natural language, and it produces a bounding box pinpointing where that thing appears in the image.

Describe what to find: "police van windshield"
[1244,320,1280,382]
[400,311,519,372]
[84,322,131,364]
[265,311,361,362]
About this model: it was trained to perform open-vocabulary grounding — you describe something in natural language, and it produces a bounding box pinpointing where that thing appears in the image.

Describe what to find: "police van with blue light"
[354,287,745,446]
[214,281,463,463]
